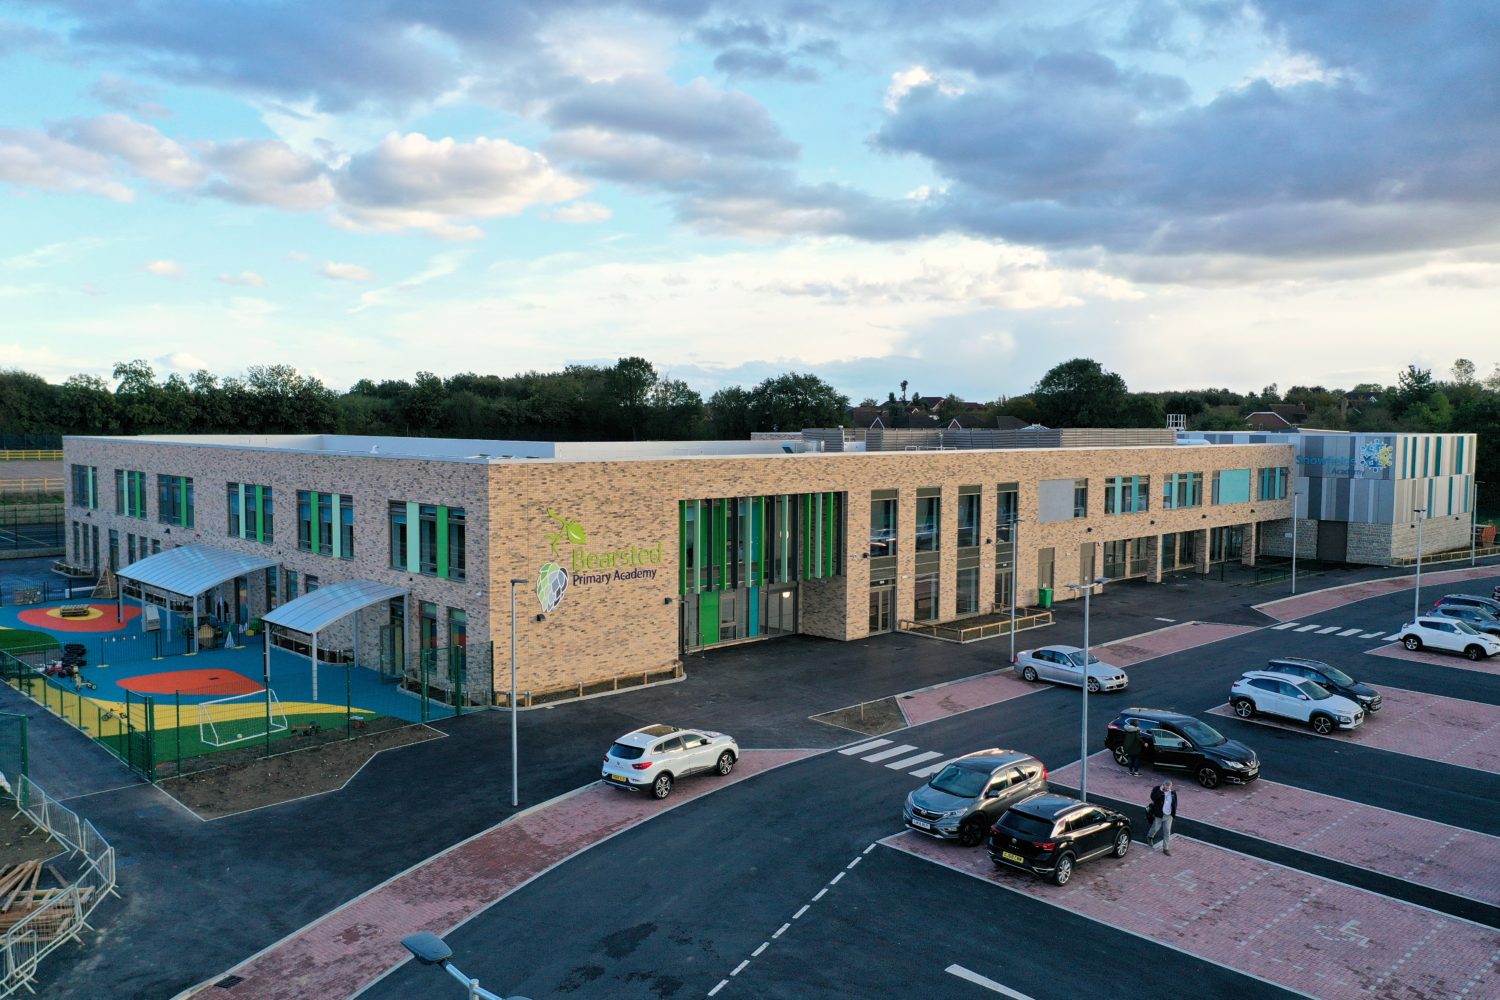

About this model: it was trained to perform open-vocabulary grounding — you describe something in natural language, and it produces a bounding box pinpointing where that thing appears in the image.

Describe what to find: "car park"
[1434,593,1500,617]
[1105,709,1259,788]
[988,794,1131,886]
[1428,605,1500,637]
[1013,645,1129,692]
[601,724,739,799]
[903,750,1048,846]
[1265,657,1383,714]
[1398,617,1500,661]
[1231,671,1365,734]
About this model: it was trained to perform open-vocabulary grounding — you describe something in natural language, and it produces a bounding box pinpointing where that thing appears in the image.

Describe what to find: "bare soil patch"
[0,807,64,868]
[160,724,441,819]
[811,696,908,736]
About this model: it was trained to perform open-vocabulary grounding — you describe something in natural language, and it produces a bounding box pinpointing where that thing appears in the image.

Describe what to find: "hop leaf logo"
[537,561,569,614]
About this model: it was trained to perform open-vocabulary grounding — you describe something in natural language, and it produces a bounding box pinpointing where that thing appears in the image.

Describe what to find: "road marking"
[945,964,1038,999]
[1360,632,1384,638]
[1154,617,1176,622]
[752,942,768,957]
[839,738,892,755]
[793,904,809,919]
[731,960,748,976]
[886,750,943,770]
[708,980,727,996]
[861,844,875,855]
[1272,622,1300,630]
[813,888,827,901]
[772,923,789,939]
[910,758,955,778]
[1337,628,1363,636]
[1295,624,1322,632]
[861,743,919,762]
[1316,626,1342,634]
[1385,633,1404,640]
[830,871,845,884]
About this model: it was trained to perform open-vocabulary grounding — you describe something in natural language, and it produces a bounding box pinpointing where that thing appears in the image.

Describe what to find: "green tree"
[1031,358,1129,427]
[1452,358,1477,385]
[0,369,57,433]
[708,385,753,438]
[57,374,116,433]
[936,394,966,422]
[645,378,705,439]
[747,372,849,432]
[112,359,164,433]
[401,371,446,435]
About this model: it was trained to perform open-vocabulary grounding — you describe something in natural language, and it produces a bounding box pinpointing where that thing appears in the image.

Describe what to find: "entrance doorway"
[868,585,893,634]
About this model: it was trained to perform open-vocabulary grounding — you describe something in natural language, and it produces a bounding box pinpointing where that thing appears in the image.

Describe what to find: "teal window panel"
[405,501,421,572]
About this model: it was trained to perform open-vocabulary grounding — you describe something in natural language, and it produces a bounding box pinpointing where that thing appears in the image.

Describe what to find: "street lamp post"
[1008,517,1022,665]
[402,931,533,1000]
[1064,576,1109,802]
[1290,490,1303,595]
[508,578,528,809]
[1412,509,1426,623]
[1471,480,1481,567]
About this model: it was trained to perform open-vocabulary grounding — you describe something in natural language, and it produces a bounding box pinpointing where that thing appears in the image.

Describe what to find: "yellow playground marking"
[43,606,104,621]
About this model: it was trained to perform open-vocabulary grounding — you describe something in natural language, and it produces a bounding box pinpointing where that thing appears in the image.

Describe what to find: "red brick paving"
[1053,752,1500,906]
[1094,622,1258,667]
[1366,641,1500,677]
[888,830,1500,1000]
[1209,685,1500,774]
[192,750,812,1000]
[1256,566,1500,622]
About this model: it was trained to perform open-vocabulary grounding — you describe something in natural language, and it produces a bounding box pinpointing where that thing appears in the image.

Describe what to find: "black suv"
[988,794,1131,886]
[1266,657,1383,714]
[1105,709,1259,788]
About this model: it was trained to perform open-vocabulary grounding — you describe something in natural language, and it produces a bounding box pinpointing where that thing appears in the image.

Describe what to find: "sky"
[1,1,1498,403]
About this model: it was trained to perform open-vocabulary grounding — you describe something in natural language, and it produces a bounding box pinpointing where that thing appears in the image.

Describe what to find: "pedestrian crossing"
[1269,620,1401,641]
[839,738,954,778]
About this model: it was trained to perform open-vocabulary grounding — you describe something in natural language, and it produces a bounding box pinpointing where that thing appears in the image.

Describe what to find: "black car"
[1266,657,1383,714]
[988,793,1131,886]
[1434,593,1500,618]
[1428,605,1500,638]
[1105,709,1259,788]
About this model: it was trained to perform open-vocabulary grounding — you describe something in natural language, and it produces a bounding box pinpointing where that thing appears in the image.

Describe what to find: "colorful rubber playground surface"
[1,600,429,766]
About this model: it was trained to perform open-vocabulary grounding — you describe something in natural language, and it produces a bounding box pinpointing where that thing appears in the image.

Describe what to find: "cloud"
[88,74,171,118]
[0,126,132,201]
[320,261,373,282]
[217,271,267,287]
[144,259,186,278]
[713,48,818,82]
[330,132,587,239]
[548,201,613,223]
[57,114,205,188]
[158,350,208,370]
[885,66,965,111]
[351,250,470,312]
[200,139,334,210]
[2,237,108,270]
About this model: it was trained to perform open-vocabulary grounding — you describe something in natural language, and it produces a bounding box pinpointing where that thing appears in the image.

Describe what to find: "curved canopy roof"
[118,544,278,598]
[262,579,407,636]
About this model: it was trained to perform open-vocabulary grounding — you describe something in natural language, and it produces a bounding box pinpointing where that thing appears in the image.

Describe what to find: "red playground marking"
[119,669,263,696]
[17,604,140,632]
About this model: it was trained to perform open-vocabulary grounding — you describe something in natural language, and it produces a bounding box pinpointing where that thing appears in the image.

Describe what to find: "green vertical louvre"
[1436,436,1443,475]
[135,473,145,518]
[823,491,835,577]
[436,505,449,578]
[694,500,704,592]
[405,501,420,572]
[329,494,341,557]
[310,491,322,552]
[781,495,790,582]
[86,466,95,507]
[179,478,189,526]
[751,496,764,585]
[254,485,265,542]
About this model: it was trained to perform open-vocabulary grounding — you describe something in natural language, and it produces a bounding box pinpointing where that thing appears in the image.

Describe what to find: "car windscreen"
[1000,812,1056,839]
[929,765,989,798]
[1177,719,1227,746]
[1319,665,1355,686]
[609,742,645,760]
[1296,681,1332,700]
[1066,650,1101,666]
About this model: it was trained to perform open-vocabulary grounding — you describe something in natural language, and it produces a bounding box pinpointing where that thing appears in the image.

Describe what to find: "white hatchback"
[601,724,739,799]
[1230,671,1365,735]
[1399,617,1500,661]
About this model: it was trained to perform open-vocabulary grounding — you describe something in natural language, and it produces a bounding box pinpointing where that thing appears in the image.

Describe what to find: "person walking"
[1121,722,1145,776]
[1148,781,1178,855]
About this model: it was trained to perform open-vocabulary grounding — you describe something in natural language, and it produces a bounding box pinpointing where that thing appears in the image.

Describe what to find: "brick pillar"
[1241,522,1258,567]
[1145,534,1163,583]
[1194,528,1211,575]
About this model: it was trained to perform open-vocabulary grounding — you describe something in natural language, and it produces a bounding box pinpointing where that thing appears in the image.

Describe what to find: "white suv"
[1230,671,1365,735]
[601,724,739,799]
[1399,617,1500,661]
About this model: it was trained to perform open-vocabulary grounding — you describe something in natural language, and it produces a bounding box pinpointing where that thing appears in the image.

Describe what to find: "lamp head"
[402,932,452,967]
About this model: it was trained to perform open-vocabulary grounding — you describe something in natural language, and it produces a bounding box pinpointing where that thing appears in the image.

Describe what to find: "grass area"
[99,708,385,766]
[0,628,59,657]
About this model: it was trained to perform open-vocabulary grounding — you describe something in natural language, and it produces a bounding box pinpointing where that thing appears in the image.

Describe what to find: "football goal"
[197,689,290,748]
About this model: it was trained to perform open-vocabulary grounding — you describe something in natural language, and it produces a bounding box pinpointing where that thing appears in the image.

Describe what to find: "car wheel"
[1232,698,1255,719]
[1113,830,1131,858]
[1087,678,1101,694]
[1110,745,1129,765]
[651,773,673,799]
[1310,714,1334,735]
[715,750,736,776]
[1403,635,1422,651]
[1464,645,1484,661]
[1196,765,1221,789]
[958,817,989,848]
[1052,854,1075,886]
[1022,666,1038,682]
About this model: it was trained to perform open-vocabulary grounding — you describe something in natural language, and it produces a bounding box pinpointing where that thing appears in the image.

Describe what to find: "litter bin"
[1038,586,1053,609]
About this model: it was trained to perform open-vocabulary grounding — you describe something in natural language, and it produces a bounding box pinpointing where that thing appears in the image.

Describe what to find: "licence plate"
[1001,851,1024,863]
[608,774,630,784]
[911,818,932,830]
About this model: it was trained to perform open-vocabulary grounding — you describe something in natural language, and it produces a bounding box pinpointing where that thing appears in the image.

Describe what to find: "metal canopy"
[117,543,278,598]
[262,579,407,637]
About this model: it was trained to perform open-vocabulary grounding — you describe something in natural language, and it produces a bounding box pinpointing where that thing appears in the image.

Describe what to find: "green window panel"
[698,591,720,645]
[329,494,341,557]
[310,490,322,552]
[823,491,835,578]
[436,505,450,578]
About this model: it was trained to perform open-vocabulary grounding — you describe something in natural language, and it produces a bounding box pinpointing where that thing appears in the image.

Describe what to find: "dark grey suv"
[1266,657,1383,714]
[903,749,1048,847]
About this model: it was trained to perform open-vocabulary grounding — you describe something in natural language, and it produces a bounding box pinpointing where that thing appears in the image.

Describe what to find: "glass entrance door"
[868,586,893,633]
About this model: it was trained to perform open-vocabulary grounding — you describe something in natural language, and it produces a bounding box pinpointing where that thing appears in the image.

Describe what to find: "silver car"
[601,724,739,799]
[1013,645,1129,692]
[903,749,1048,846]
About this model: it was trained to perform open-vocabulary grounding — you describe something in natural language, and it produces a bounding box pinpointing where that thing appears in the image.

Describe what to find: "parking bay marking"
[1316,626,1343,634]
[1337,628,1363,636]
[839,738,892,755]
[945,964,1038,1000]
[861,744,919,763]
[1272,622,1301,630]
[1295,624,1322,632]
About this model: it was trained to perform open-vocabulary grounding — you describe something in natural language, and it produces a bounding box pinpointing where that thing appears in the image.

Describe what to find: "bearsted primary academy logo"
[535,507,664,613]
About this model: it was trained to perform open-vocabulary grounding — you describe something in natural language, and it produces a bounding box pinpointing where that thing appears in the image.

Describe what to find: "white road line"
[1316,626,1342,634]
[731,960,749,976]
[886,750,943,770]
[830,871,845,884]
[1385,633,1404,641]
[1272,622,1300,630]
[910,758,955,778]
[772,923,790,939]
[839,738,893,755]
[708,979,728,996]
[1154,617,1176,622]
[812,888,827,901]
[850,856,864,868]
[1360,632,1384,639]
[861,743,919,762]
[945,964,1038,999]
[752,942,768,957]
[1337,628,1363,637]
[1295,624,1322,632]
[793,905,809,919]
[861,844,875,855]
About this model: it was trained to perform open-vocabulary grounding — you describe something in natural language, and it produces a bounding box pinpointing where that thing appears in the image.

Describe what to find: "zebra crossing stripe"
[1295,624,1322,632]
[1337,628,1362,637]
[862,744,919,763]
[910,758,955,778]
[1384,633,1404,641]
[1271,622,1300,630]
[839,738,892,756]
[1360,632,1383,639]
[886,751,943,771]
[1316,626,1342,635]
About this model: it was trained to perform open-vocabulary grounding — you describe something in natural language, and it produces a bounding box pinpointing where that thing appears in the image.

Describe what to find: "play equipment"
[196,689,288,748]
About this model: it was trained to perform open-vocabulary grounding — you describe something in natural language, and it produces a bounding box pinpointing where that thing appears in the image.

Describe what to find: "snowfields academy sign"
[535,509,665,613]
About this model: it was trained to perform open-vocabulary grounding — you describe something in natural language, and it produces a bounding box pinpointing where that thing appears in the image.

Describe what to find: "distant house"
[1342,390,1379,416]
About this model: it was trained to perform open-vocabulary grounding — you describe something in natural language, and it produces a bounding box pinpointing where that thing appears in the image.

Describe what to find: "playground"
[0,598,434,776]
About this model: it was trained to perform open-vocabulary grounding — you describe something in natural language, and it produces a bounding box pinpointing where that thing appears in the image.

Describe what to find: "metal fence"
[2,774,117,997]
[0,713,26,788]
[0,503,63,554]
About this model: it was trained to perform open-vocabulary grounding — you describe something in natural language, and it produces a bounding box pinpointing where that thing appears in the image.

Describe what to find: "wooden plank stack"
[0,861,83,940]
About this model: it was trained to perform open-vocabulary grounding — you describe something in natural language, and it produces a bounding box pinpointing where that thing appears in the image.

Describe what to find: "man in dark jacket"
[1121,723,1146,776]
[1148,781,1178,855]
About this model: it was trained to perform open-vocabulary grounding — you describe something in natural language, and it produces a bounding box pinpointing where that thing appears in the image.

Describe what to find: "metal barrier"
[900,608,1055,643]
[0,479,63,497]
[2,775,117,997]
[0,451,62,462]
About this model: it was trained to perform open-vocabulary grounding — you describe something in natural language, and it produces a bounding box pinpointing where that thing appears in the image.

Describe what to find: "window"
[1103,476,1149,515]
[71,465,98,509]
[157,474,194,527]
[298,491,354,558]
[284,569,298,602]
[1258,467,1289,501]
[305,574,319,593]
[227,483,274,543]
[914,572,939,621]
[389,501,466,580]
[1162,473,1203,510]
[956,566,979,615]
[1073,479,1088,518]
[115,469,147,518]
[870,493,898,557]
[916,492,940,552]
[995,483,1018,541]
[957,487,980,547]
[1211,469,1252,505]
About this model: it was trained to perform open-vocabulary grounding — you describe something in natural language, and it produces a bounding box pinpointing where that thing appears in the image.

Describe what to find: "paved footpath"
[1209,685,1500,774]
[1255,565,1500,621]
[181,750,811,1000]
[889,831,1500,1000]
[1367,641,1500,677]
[1055,752,1500,906]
